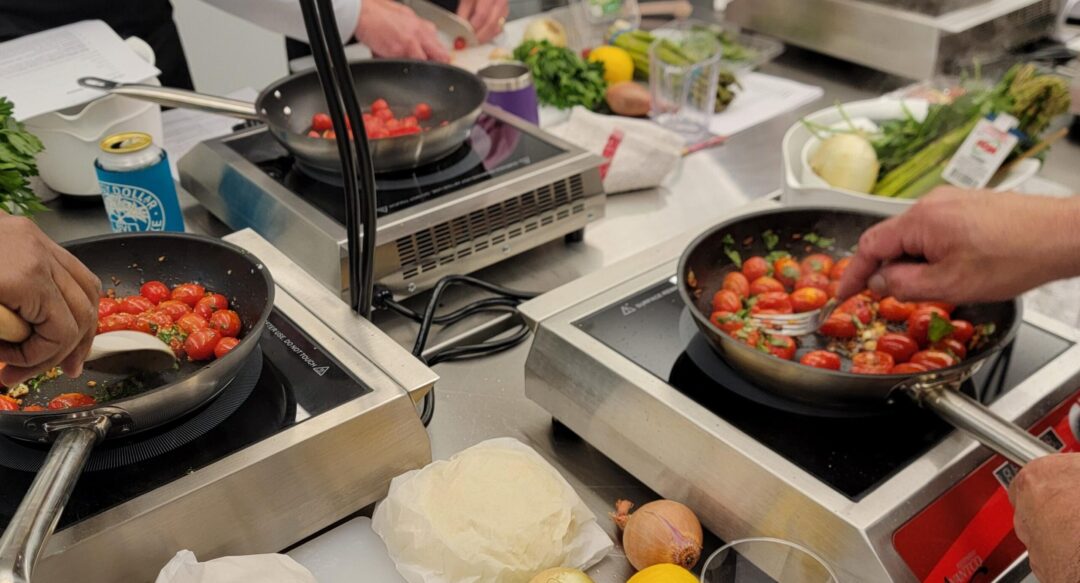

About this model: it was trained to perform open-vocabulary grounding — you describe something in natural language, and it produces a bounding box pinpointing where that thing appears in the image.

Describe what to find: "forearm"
[1039,195,1080,283]
[199,0,361,42]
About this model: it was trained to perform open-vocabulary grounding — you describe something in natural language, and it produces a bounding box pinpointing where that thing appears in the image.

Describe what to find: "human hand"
[355,0,450,62]
[456,0,509,43]
[0,214,100,386]
[1009,454,1080,583]
[838,187,1080,303]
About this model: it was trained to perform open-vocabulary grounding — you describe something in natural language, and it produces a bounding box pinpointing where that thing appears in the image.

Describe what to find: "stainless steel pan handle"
[78,77,260,120]
[0,417,111,583]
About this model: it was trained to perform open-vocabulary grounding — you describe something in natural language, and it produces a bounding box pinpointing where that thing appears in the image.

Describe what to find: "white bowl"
[782,98,1042,215]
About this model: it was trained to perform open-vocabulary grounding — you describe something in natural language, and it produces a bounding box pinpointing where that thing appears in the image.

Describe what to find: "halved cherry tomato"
[413,103,432,121]
[119,295,155,316]
[209,309,241,338]
[98,313,137,333]
[932,338,968,360]
[214,336,241,359]
[907,306,950,347]
[728,326,762,349]
[878,297,916,322]
[794,272,830,292]
[851,351,895,375]
[711,289,742,313]
[184,328,222,362]
[764,335,797,360]
[723,272,750,300]
[790,287,828,313]
[891,362,929,374]
[749,276,785,296]
[773,257,801,288]
[710,311,744,333]
[171,283,206,307]
[800,350,842,370]
[910,350,957,370]
[800,254,834,276]
[307,130,321,138]
[194,294,229,320]
[950,320,975,344]
[819,313,857,338]
[918,302,955,316]
[877,333,918,364]
[140,281,171,305]
[830,257,851,281]
[98,298,121,319]
[177,313,209,335]
[134,311,173,335]
[311,113,333,132]
[752,291,793,314]
[157,300,193,321]
[0,395,19,411]
[22,405,46,412]
[741,256,771,282]
[837,295,873,324]
[48,393,97,410]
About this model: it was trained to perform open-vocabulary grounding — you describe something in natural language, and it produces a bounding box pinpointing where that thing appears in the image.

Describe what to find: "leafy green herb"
[720,233,742,267]
[0,97,46,217]
[764,250,791,264]
[762,230,779,251]
[802,233,836,248]
[928,312,955,343]
[513,41,607,110]
[767,335,789,347]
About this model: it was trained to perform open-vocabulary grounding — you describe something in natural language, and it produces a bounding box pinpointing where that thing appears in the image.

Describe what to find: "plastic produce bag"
[155,550,317,583]
[372,438,613,583]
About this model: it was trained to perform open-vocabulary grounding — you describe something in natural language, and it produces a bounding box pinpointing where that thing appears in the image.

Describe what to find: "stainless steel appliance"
[727,0,1063,79]
[179,106,606,298]
[521,199,1080,582]
[5,229,436,583]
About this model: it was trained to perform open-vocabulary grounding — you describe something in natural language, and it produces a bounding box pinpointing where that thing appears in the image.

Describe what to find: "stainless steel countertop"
[32,46,1074,582]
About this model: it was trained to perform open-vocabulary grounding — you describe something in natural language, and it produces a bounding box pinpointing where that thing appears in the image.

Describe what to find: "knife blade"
[402,0,479,47]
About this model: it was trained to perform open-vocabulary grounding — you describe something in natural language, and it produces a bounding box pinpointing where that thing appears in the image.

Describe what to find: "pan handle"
[78,77,260,120]
[912,383,1056,466]
[0,417,110,583]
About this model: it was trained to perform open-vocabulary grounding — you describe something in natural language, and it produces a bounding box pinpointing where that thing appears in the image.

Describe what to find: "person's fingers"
[44,264,94,378]
[457,0,478,23]
[48,241,101,308]
[474,0,507,43]
[837,216,915,299]
[404,37,428,60]
[0,280,71,370]
[419,29,451,63]
[871,262,956,302]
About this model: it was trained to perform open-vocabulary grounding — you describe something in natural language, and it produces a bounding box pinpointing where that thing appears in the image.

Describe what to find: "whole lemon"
[588,46,635,84]
[627,564,698,583]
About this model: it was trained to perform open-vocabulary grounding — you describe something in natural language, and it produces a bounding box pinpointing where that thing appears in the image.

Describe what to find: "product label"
[598,129,624,180]
[942,114,1021,190]
[99,182,168,232]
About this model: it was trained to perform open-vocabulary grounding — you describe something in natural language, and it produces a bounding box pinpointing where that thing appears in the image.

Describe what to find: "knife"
[402,0,479,47]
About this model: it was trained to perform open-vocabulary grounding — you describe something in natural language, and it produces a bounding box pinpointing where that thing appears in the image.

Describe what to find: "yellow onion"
[528,567,594,583]
[612,499,703,571]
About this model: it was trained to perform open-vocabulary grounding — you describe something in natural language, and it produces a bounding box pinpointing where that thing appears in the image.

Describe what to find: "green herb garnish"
[928,312,955,343]
[0,97,47,217]
[763,250,790,264]
[802,233,836,249]
[763,230,779,251]
[721,233,742,267]
[512,41,607,110]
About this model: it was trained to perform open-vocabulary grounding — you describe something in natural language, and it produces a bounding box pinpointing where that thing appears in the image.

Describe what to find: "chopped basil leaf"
[721,234,735,246]
[763,230,780,251]
[767,335,789,347]
[724,248,742,268]
[803,233,819,244]
[815,237,836,248]
[928,312,955,343]
[764,250,791,264]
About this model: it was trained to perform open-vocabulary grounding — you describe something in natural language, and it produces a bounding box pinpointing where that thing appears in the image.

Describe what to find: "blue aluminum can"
[95,132,185,233]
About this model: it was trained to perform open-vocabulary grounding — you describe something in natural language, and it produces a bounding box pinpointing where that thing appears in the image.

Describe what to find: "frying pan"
[678,207,1055,467]
[0,233,274,582]
[78,59,487,174]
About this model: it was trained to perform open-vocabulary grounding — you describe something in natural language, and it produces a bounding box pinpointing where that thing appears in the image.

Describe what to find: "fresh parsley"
[513,41,607,110]
[0,97,46,216]
[762,230,779,251]
[802,233,836,249]
[721,233,742,268]
[764,250,791,264]
[928,312,955,343]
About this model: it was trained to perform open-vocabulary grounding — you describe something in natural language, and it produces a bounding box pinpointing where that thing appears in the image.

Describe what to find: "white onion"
[810,133,880,194]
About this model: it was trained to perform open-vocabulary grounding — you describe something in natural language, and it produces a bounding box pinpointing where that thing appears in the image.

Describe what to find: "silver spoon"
[748,297,841,337]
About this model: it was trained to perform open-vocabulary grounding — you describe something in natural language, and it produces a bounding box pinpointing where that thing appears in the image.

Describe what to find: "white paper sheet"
[161,88,259,178]
[709,72,824,136]
[0,20,161,120]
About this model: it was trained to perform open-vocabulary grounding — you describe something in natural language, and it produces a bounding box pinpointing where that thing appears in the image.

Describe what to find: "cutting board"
[287,517,406,583]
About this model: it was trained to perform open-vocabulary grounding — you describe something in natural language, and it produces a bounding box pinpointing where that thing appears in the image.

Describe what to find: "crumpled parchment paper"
[154,550,317,583]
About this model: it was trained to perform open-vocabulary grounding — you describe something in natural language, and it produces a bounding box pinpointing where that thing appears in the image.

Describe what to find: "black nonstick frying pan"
[0,233,274,582]
[678,207,1054,467]
[79,59,487,175]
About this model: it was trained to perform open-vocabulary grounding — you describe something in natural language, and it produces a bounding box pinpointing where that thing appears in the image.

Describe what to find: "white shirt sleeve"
[199,0,362,43]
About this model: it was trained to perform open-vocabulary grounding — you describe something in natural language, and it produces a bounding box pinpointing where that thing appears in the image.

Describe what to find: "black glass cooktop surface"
[225,114,566,223]
[0,309,372,531]
[574,278,1073,501]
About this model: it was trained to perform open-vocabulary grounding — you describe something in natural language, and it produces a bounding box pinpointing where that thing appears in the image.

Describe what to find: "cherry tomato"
[851,351,895,375]
[878,297,916,322]
[139,281,171,305]
[763,335,797,360]
[710,311,744,333]
[375,108,394,122]
[907,306,950,347]
[157,300,193,321]
[932,338,968,360]
[711,289,742,313]
[171,283,206,307]
[891,362,929,374]
[98,313,137,333]
[307,130,321,138]
[177,313,209,335]
[194,294,229,320]
[800,254,835,276]
[728,326,762,349]
[98,298,121,319]
[795,272,830,292]
[47,393,97,410]
[323,129,336,140]
[800,350,842,370]
[742,256,771,282]
[819,313,857,339]
[388,126,421,137]
[134,311,173,335]
[723,272,751,300]
[910,350,957,370]
[790,287,828,313]
[0,395,19,411]
[209,309,241,338]
[837,295,873,324]
[826,281,840,299]
[773,257,801,288]
[877,333,918,364]
[184,328,222,362]
[22,405,46,412]
[401,116,419,128]
[454,36,467,50]
[753,291,793,314]
[830,257,851,281]
[413,103,432,121]
[214,336,241,359]
[311,113,333,132]
[950,320,975,344]
[918,302,955,316]
[118,295,155,316]
[749,276,785,296]
[371,99,389,112]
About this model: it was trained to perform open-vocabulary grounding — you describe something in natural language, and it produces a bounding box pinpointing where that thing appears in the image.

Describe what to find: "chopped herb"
[764,250,791,264]
[767,335,789,347]
[721,234,735,246]
[928,312,955,343]
[763,230,780,251]
[721,234,742,267]
[802,233,836,248]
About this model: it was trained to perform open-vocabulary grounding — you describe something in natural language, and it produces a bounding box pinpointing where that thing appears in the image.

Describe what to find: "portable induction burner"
[10,229,436,583]
[521,199,1080,582]
[179,105,605,298]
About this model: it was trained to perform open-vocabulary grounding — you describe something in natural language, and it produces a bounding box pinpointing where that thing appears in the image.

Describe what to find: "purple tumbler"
[477,62,540,125]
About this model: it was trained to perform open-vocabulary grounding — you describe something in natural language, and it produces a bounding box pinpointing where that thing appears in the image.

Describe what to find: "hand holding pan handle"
[78,77,260,120]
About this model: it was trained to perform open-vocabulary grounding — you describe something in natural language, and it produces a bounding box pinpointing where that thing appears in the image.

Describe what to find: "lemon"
[588,46,634,84]
[627,564,698,583]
